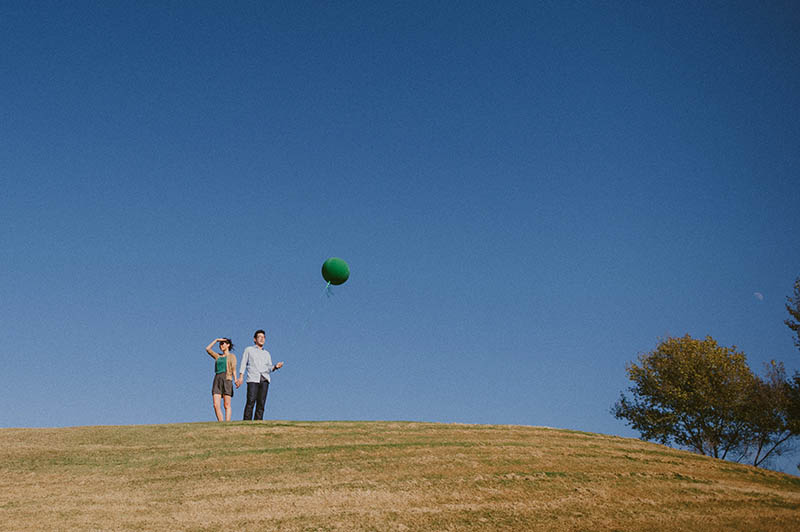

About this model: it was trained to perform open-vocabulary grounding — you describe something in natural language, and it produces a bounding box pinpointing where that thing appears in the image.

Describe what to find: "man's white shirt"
[239,346,276,383]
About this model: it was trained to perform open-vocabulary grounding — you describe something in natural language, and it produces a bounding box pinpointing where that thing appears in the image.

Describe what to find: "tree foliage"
[613,335,755,459]
[739,361,799,467]
[614,335,800,467]
[786,276,800,351]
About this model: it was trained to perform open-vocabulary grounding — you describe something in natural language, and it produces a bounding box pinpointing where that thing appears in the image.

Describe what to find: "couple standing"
[205,329,284,422]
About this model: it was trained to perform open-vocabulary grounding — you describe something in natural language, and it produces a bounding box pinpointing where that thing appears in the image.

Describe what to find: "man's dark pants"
[243,378,270,420]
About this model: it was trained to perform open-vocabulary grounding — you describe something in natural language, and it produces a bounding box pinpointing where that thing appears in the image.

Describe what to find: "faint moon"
[753,292,764,301]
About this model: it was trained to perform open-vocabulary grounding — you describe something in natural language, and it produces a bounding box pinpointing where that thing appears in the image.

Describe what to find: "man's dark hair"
[254,329,266,339]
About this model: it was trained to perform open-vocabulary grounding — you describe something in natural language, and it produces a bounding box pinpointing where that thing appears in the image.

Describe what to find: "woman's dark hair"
[254,329,266,339]
[221,338,234,351]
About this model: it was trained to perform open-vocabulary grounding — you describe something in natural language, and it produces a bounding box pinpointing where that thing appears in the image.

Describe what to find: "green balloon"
[322,257,350,285]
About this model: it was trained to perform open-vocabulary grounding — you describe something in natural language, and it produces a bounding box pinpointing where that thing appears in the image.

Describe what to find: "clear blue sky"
[2,2,799,470]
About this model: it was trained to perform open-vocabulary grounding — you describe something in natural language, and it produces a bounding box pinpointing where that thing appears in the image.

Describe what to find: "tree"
[786,277,800,351]
[789,371,800,473]
[737,361,799,467]
[613,335,755,459]
[782,276,800,471]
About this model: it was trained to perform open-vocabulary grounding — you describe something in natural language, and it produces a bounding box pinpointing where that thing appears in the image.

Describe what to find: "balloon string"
[324,281,333,298]
[289,283,329,359]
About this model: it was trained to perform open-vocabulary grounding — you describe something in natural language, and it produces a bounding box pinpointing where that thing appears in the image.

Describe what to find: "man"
[236,329,284,420]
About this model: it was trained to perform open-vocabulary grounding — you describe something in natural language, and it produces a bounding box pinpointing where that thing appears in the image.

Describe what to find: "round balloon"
[321,257,350,285]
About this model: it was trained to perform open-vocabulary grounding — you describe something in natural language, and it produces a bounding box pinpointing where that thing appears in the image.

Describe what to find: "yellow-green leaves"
[614,335,754,460]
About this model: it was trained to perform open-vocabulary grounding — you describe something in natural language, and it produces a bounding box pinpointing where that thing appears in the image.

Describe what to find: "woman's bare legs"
[213,393,223,421]
[223,394,232,421]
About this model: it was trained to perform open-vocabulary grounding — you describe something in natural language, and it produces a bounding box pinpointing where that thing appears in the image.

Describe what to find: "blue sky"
[2,2,799,472]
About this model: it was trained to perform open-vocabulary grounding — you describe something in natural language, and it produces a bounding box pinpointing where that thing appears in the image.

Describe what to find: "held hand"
[275,362,284,369]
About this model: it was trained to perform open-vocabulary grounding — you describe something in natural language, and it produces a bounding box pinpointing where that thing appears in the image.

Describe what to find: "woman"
[205,337,237,421]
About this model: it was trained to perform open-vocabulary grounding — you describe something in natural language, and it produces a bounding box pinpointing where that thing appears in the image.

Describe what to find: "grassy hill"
[1,421,798,531]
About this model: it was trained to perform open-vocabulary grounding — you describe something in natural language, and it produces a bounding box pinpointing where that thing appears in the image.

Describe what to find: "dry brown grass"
[1,421,798,531]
